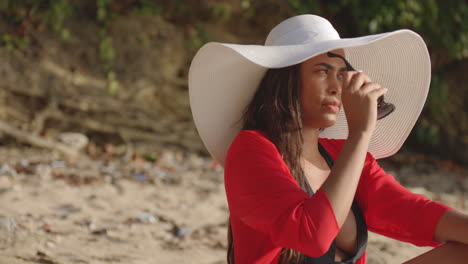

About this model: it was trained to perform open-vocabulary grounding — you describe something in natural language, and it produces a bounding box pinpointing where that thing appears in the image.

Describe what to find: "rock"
[36,164,53,180]
[57,132,89,151]
[45,241,56,248]
[172,225,192,238]
[55,204,81,214]
[0,217,17,249]
[137,213,158,224]
[0,164,17,178]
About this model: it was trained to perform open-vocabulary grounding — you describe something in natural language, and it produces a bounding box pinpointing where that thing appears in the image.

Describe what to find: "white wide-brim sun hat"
[189,14,431,166]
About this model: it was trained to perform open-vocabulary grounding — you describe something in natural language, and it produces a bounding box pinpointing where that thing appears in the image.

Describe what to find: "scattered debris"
[0,217,17,249]
[136,213,158,224]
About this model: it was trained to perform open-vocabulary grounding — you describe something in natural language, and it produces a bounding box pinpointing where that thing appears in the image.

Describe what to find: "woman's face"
[300,49,347,129]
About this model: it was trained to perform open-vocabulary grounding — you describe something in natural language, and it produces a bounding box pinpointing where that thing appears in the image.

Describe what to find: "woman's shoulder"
[227,129,280,158]
[230,129,275,149]
[225,129,284,168]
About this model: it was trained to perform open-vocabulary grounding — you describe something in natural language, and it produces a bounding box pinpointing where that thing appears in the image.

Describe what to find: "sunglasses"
[327,52,395,120]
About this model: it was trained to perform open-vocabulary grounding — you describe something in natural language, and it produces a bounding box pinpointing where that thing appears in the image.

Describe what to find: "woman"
[188,15,468,263]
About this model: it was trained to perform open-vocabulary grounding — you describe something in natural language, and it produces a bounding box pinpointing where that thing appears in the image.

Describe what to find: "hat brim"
[189,29,431,165]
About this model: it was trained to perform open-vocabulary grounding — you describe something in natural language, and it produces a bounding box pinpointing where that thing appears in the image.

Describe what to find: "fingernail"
[357,70,363,72]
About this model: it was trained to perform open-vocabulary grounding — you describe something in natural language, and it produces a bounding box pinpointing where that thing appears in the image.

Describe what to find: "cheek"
[301,82,322,105]
[300,91,320,116]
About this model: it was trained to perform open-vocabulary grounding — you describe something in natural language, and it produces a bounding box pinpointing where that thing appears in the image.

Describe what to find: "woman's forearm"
[320,132,371,227]
[434,209,468,244]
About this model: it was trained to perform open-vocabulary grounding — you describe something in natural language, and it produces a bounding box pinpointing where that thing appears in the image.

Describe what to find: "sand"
[0,147,466,264]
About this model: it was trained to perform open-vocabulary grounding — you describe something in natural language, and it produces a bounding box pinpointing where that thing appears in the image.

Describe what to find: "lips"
[322,101,340,113]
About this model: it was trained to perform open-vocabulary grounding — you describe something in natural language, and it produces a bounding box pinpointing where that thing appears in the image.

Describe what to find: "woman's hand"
[341,71,388,138]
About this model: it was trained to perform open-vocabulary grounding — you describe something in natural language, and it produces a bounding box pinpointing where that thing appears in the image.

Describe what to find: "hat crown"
[265,15,340,46]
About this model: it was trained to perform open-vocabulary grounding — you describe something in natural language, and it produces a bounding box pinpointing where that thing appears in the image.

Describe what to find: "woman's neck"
[301,127,323,164]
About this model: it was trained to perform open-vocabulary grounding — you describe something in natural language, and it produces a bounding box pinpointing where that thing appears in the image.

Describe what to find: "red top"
[224,130,452,264]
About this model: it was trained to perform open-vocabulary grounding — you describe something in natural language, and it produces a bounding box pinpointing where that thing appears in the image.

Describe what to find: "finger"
[357,71,372,83]
[341,71,354,88]
[368,87,388,99]
[360,82,382,94]
[348,72,369,92]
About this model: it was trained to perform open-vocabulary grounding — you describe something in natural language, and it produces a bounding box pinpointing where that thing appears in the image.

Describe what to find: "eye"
[337,72,345,80]
[317,69,328,74]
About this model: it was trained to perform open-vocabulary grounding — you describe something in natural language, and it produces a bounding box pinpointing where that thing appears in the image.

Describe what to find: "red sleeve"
[355,152,453,247]
[224,130,340,257]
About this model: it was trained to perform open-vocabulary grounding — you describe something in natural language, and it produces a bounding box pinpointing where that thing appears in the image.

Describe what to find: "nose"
[328,76,342,96]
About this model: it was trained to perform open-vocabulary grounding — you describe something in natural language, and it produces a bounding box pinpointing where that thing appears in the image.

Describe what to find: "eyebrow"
[314,63,347,71]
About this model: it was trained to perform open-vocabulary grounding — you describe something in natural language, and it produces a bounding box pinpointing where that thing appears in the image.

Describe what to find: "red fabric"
[224,130,452,264]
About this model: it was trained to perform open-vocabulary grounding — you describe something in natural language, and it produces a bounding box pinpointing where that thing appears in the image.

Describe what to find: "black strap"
[302,143,368,264]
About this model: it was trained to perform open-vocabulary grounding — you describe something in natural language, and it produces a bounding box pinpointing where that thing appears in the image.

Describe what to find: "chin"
[320,118,337,128]
[303,116,336,129]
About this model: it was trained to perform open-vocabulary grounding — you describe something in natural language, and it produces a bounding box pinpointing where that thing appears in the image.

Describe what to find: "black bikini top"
[301,143,368,264]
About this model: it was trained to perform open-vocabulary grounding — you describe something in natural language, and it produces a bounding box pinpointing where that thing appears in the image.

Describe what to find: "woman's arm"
[403,211,468,264]
[434,209,468,244]
[321,71,387,227]
[354,153,452,247]
[320,133,370,227]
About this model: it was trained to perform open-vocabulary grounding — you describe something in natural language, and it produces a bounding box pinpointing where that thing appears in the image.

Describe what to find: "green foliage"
[96,0,119,95]
[427,75,449,123]
[414,74,451,147]
[145,153,158,162]
[97,0,117,23]
[0,0,465,149]
[46,0,72,40]
[95,0,116,65]
[0,0,172,96]
[287,0,468,59]
[0,0,32,24]
[0,0,35,50]
[416,117,440,146]
[288,0,320,14]
[1,33,29,50]
[287,0,467,148]
[241,0,256,19]
[99,31,115,64]
[0,0,73,43]
[132,0,163,16]
[107,71,119,96]
[187,24,208,50]
[212,3,231,20]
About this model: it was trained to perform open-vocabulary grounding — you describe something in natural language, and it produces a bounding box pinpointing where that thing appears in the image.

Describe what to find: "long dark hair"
[227,64,311,264]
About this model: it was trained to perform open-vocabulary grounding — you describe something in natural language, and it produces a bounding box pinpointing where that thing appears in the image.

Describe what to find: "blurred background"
[0,0,466,163]
[0,1,467,264]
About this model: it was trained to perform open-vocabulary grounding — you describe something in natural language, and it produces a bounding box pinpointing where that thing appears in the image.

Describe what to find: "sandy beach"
[0,146,466,264]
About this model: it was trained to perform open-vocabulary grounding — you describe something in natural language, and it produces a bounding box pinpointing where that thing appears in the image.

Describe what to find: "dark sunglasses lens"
[377,102,395,120]
[377,95,384,105]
